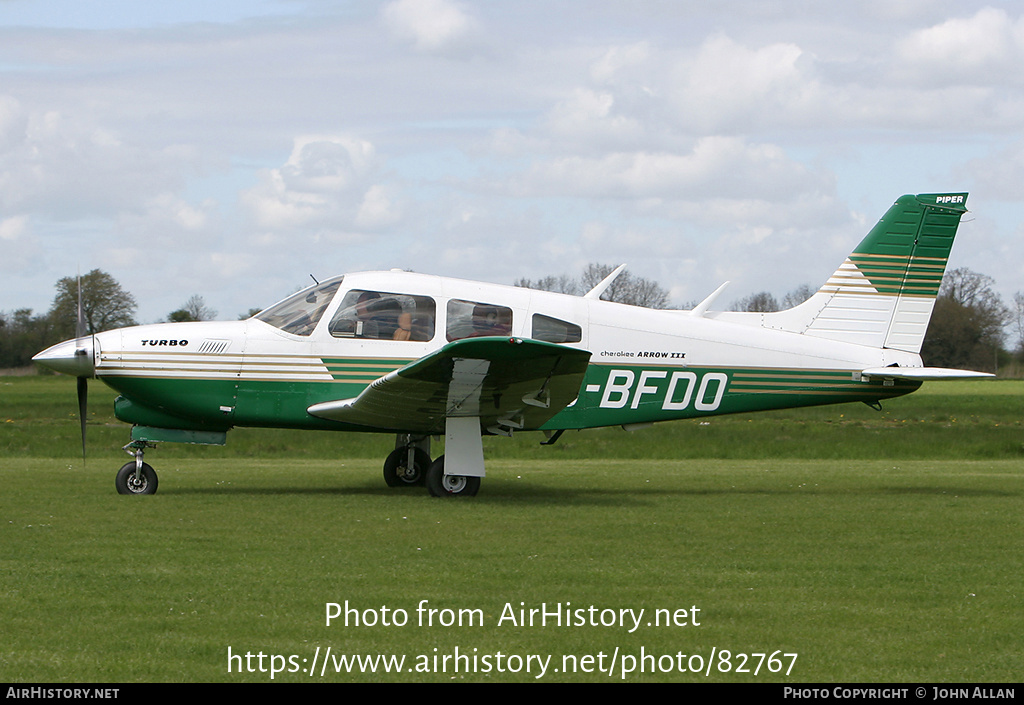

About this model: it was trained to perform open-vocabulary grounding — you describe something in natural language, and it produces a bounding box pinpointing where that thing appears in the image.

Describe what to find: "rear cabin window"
[446,299,513,341]
[329,290,436,342]
[531,314,582,343]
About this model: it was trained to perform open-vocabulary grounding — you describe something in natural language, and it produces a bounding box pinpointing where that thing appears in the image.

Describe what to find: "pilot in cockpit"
[345,292,401,339]
[353,291,382,338]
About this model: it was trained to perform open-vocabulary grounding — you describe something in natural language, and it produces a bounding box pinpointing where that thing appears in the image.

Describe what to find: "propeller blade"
[77,375,88,463]
[76,274,86,341]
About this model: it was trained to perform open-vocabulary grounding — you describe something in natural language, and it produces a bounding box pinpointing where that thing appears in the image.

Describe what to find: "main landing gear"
[383,435,431,487]
[424,455,480,497]
[386,423,484,497]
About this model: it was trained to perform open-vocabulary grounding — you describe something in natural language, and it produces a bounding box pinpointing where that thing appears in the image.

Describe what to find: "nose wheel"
[115,461,158,494]
[116,441,158,495]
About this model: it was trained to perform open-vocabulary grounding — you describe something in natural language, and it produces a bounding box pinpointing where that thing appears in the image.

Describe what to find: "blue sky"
[0,1,298,29]
[2,0,1023,325]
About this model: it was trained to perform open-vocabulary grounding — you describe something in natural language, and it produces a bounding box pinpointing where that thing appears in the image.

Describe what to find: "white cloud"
[965,139,1024,200]
[0,106,193,219]
[280,136,375,194]
[897,8,1024,83]
[528,35,826,149]
[522,136,821,202]
[355,184,402,229]
[0,215,40,275]
[241,135,398,235]
[666,35,821,133]
[544,88,644,150]
[381,0,481,55]
[0,215,29,242]
[590,42,652,86]
[0,95,27,153]
[115,193,217,249]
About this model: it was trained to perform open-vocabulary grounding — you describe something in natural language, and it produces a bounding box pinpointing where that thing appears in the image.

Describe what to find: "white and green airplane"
[34,193,990,497]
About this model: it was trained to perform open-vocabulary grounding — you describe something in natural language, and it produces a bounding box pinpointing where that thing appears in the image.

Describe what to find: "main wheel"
[383,447,430,487]
[115,462,158,495]
[425,455,480,497]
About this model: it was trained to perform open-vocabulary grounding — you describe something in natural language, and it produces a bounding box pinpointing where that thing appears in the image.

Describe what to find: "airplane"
[33,192,992,497]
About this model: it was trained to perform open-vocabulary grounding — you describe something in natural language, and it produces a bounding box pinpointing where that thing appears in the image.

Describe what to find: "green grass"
[0,377,1022,682]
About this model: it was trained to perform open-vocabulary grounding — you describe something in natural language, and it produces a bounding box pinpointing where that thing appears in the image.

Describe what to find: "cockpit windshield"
[255,277,343,336]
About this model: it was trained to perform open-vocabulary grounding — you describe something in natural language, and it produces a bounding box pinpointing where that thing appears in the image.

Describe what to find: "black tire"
[425,455,480,497]
[115,462,158,495]
[383,447,430,487]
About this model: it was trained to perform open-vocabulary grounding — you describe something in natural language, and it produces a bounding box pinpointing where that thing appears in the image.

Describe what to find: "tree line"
[0,270,217,369]
[723,268,1015,374]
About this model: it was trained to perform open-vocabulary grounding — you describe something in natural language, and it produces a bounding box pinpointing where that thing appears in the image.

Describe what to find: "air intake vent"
[197,339,230,354]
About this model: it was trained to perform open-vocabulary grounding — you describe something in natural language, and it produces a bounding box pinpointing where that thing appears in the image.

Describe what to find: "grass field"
[1,377,1022,682]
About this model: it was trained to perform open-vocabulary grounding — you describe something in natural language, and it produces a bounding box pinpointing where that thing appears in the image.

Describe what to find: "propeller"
[74,275,90,463]
[31,273,97,465]
[77,376,88,462]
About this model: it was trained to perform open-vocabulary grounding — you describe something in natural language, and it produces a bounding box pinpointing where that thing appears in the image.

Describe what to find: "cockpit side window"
[329,290,436,342]
[531,314,582,343]
[446,299,513,341]
[255,279,342,336]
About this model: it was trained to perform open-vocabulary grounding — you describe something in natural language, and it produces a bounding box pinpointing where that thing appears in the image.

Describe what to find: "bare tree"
[238,307,263,320]
[922,268,1009,373]
[942,268,1006,312]
[513,274,579,296]
[730,291,780,312]
[1013,292,1024,355]
[782,284,815,309]
[521,263,671,308]
[168,295,217,322]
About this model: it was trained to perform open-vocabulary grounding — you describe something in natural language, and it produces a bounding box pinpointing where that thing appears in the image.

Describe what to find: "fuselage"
[63,270,921,437]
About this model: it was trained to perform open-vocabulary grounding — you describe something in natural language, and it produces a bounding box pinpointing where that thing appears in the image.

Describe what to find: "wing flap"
[308,337,591,434]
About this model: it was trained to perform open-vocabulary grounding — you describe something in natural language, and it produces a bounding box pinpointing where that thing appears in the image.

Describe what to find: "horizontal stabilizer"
[861,367,994,381]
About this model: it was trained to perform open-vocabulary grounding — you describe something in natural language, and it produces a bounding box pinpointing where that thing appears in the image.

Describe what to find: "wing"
[307,336,592,434]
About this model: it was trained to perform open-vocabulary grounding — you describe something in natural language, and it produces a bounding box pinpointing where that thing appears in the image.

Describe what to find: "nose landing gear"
[116,440,159,495]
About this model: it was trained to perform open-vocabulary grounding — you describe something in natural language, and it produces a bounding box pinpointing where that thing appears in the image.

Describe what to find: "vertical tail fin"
[773,193,968,353]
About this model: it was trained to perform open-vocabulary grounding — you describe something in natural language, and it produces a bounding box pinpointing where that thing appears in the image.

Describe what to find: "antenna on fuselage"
[584,264,627,300]
[689,281,730,317]
[309,274,320,286]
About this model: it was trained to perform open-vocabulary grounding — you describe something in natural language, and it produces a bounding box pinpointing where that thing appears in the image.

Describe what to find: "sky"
[2,0,1023,325]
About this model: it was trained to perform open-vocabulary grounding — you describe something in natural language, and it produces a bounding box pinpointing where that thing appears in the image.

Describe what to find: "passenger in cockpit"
[471,305,512,337]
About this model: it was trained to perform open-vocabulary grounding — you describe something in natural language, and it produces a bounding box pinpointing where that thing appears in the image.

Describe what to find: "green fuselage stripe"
[102,359,919,435]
